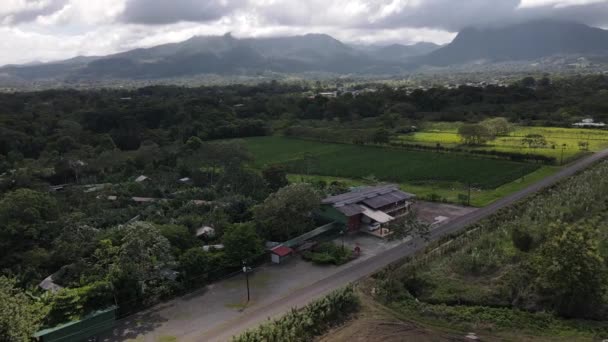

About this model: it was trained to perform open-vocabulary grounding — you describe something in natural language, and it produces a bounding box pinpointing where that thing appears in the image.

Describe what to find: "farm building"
[573,118,606,128]
[319,184,415,233]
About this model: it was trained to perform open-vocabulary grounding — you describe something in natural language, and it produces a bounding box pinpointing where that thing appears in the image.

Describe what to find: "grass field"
[244,136,539,189]
[289,165,559,207]
[395,124,608,163]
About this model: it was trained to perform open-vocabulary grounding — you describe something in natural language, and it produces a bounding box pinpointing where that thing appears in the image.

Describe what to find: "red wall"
[347,214,361,232]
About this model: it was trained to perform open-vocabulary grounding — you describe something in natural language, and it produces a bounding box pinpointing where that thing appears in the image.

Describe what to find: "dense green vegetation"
[233,286,359,342]
[243,136,539,189]
[374,160,608,338]
[1,74,608,337]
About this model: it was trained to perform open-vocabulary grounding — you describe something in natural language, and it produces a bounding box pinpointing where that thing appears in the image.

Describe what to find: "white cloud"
[519,0,607,8]
[0,0,607,65]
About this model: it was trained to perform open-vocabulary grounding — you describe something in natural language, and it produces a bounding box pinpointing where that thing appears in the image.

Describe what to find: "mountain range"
[1,20,608,84]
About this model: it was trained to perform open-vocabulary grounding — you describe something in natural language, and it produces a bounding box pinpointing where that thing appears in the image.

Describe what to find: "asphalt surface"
[194,149,608,342]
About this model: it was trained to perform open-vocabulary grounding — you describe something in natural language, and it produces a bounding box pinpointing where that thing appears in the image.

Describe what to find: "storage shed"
[270,245,294,264]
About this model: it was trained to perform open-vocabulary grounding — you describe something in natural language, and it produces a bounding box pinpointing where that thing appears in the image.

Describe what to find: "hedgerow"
[232,286,359,342]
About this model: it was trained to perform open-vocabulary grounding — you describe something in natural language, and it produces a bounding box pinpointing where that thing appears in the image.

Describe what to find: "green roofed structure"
[34,306,117,342]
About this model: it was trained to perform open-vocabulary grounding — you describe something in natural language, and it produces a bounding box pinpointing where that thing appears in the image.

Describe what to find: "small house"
[196,226,216,239]
[573,118,606,128]
[270,245,294,264]
[134,175,149,183]
[39,274,63,293]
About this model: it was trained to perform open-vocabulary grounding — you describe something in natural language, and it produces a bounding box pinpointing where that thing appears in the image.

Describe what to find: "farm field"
[395,123,608,163]
[289,165,559,207]
[243,136,540,189]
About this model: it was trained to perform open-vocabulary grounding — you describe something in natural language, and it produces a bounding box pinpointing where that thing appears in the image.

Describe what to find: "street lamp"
[242,261,252,303]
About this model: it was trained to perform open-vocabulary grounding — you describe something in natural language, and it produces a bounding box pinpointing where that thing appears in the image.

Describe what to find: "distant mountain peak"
[422,20,608,66]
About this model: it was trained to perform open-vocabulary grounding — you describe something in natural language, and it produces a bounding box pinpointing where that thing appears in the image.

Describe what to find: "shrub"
[302,242,353,265]
[233,286,359,342]
[511,227,534,252]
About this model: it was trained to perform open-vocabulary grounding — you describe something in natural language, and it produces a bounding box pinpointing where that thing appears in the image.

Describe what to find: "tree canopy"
[253,184,321,241]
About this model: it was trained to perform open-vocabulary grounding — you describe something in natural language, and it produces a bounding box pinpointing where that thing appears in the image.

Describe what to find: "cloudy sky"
[1,0,607,66]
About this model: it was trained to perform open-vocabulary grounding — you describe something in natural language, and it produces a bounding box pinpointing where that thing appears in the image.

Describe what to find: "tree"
[223,223,264,266]
[253,184,321,241]
[521,134,547,148]
[481,117,512,136]
[535,222,607,318]
[179,248,212,287]
[373,128,390,144]
[0,277,48,342]
[117,222,174,282]
[511,227,534,252]
[55,136,78,154]
[521,76,537,88]
[458,124,493,145]
[112,222,175,306]
[0,189,58,272]
[262,165,289,191]
[158,224,198,256]
[387,210,429,241]
[185,136,203,151]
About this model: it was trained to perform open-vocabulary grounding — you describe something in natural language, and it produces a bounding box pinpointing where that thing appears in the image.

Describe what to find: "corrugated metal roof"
[335,203,364,216]
[323,184,415,212]
[271,245,293,257]
[360,205,394,223]
[322,184,401,206]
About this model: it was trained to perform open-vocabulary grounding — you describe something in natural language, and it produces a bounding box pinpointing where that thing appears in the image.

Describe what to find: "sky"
[0,0,607,66]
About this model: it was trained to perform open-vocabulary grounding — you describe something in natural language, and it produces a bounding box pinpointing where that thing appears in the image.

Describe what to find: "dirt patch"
[317,290,466,342]
[413,201,477,226]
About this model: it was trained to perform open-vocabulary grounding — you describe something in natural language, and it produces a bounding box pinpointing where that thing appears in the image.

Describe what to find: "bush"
[452,246,502,276]
[302,242,353,265]
[511,227,534,252]
[233,286,359,342]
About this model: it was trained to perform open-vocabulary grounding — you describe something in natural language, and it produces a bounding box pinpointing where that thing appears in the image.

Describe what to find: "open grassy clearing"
[244,136,539,189]
[395,124,608,163]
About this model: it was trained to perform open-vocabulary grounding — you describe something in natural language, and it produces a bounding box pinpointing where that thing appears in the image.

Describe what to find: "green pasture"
[244,136,539,190]
[396,125,608,163]
[288,166,559,207]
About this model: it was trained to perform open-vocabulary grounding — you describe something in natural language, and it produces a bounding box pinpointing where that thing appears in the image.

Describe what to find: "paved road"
[194,149,608,342]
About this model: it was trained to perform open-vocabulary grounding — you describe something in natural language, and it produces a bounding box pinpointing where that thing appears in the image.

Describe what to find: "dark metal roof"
[323,184,415,214]
[363,192,411,209]
[335,204,364,216]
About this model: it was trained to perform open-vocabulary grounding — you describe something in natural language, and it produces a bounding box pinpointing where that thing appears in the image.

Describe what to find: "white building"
[573,118,606,128]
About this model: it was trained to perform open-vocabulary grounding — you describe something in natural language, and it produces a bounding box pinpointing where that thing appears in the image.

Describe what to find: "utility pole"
[242,261,251,303]
[467,181,471,206]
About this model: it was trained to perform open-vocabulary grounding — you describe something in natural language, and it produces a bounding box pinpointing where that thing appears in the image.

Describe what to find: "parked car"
[367,222,381,231]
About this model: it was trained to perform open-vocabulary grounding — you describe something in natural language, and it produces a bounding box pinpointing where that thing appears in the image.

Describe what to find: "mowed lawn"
[395,125,608,162]
[244,136,539,189]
